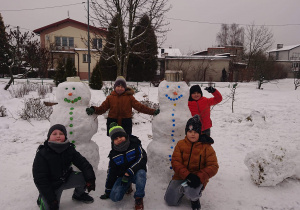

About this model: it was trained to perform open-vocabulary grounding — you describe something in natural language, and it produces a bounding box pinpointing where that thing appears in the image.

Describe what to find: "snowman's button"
[172,139,175,142]
[173,124,175,127]
[70,131,73,135]
[170,166,172,169]
[174,104,176,106]
[69,112,73,115]
[70,117,73,121]
[69,124,73,127]
[70,107,74,110]
[169,155,171,157]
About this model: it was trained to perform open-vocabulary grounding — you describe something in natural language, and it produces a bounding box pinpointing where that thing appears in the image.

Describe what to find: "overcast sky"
[1,0,300,54]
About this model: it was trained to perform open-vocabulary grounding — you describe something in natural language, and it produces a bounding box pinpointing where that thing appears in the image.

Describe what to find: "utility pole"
[87,0,91,83]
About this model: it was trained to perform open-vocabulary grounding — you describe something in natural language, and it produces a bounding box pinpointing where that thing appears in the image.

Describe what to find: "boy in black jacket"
[32,124,96,210]
[100,122,147,210]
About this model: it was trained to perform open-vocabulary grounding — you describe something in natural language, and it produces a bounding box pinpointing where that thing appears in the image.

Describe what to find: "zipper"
[187,143,194,170]
[198,155,201,170]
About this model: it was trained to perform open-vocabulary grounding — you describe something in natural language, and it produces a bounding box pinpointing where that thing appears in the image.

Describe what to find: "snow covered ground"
[0,78,300,210]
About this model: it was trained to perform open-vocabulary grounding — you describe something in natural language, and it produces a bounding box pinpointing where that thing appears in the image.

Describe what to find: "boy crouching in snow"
[33,124,96,210]
[164,115,219,210]
[100,122,147,210]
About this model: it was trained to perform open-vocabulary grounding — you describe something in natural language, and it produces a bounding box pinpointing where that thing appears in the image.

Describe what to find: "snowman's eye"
[166,85,169,88]
[72,87,75,90]
[65,88,68,90]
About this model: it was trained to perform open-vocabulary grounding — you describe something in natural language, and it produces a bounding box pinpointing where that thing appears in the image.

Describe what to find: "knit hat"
[109,122,128,141]
[185,115,202,134]
[114,76,127,89]
[47,124,68,141]
[188,85,202,101]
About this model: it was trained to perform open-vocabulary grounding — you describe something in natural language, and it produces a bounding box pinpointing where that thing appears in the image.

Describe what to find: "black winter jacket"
[32,141,95,203]
[105,135,147,194]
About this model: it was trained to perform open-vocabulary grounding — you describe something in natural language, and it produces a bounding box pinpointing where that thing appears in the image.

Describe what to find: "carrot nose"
[173,92,178,95]
[68,93,72,96]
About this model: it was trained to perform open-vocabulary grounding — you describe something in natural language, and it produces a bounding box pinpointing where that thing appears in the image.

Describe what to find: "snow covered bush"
[0,105,7,117]
[37,84,53,98]
[18,98,53,121]
[8,83,34,98]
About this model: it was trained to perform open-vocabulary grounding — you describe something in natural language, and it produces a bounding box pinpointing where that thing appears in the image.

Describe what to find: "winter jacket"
[32,141,95,203]
[92,87,155,135]
[188,89,222,131]
[171,135,219,189]
[104,135,147,194]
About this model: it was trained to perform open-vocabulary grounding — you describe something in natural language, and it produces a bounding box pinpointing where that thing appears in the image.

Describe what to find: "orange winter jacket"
[188,90,222,131]
[93,87,155,125]
[171,135,219,188]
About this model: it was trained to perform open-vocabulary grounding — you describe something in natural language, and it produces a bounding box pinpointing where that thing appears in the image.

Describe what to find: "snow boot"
[72,192,94,204]
[135,197,144,210]
[126,183,133,194]
[191,199,201,210]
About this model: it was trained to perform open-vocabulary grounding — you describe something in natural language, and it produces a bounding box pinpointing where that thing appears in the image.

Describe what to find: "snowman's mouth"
[64,97,82,103]
[165,94,183,101]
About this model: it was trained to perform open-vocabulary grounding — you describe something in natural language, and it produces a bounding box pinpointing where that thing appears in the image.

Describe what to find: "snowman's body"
[148,80,191,182]
[50,81,99,170]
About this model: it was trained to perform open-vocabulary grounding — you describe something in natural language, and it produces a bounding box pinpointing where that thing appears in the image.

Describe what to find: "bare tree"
[244,22,274,67]
[90,0,171,79]
[216,23,244,46]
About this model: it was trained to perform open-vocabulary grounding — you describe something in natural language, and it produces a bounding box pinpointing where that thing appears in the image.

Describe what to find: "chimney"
[277,44,283,49]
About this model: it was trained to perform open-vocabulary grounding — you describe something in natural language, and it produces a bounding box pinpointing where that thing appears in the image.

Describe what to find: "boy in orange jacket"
[164,115,219,210]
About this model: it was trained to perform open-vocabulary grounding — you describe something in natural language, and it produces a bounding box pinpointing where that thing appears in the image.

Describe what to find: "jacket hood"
[111,87,134,96]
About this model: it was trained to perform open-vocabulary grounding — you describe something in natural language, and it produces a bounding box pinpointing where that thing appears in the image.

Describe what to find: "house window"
[83,54,89,63]
[92,38,102,49]
[55,36,74,48]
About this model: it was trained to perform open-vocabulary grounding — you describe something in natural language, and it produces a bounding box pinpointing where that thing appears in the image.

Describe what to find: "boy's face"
[49,129,66,143]
[113,136,126,145]
[191,92,201,101]
[115,85,125,95]
[186,130,199,143]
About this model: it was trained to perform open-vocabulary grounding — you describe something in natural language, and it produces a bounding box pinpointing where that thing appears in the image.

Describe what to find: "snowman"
[50,77,99,170]
[147,80,191,182]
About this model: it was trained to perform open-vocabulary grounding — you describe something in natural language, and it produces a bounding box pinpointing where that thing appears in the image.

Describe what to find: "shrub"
[9,83,34,98]
[18,98,53,121]
[37,84,53,98]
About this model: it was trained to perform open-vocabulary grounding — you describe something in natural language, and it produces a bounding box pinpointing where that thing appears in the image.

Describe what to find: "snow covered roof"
[158,47,182,58]
[268,44,300,52]
[166,55,230,60]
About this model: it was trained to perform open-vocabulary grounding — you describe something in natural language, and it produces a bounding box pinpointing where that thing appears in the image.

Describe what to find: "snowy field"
[0,78,300,210]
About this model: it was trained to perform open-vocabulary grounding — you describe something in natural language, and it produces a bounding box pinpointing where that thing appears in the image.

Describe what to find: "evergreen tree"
[99,14,125,80]
[53,57,66,86]
[128,14,158,81]
[65,57,76,77]
[0,13,11,77]
[89,61,103,90]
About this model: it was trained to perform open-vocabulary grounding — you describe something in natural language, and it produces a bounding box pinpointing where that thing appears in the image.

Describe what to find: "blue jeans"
[110,169,146,202]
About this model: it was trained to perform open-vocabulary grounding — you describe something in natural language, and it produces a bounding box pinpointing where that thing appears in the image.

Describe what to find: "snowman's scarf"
[48,140,70,153]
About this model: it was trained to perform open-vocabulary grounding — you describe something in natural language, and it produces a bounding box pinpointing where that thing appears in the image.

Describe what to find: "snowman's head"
[56,82,91,106]
[158,80,188,105]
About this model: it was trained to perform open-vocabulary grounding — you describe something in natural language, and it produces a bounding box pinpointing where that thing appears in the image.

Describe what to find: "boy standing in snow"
[86,76,160,136]
[33,124,96,210]
[188,85,222,136]
[100,122,147,210]
[164,115,219,210]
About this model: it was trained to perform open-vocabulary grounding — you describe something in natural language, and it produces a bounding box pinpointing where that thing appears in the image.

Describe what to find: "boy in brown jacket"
[164,115,219,210]
[86,76,160,135]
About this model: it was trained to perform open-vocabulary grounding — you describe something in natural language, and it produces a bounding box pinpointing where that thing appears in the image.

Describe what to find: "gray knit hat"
[109,122,128,141]
[114,76,127,89]
[47,124,68,141]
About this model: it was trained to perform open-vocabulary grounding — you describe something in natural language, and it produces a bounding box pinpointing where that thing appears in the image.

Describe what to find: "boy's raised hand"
[204,86,216,93]
[86,107,95,115]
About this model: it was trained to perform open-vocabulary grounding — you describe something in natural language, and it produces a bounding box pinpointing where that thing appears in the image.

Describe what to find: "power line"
[0,2,84,12]
[166,17,300,27]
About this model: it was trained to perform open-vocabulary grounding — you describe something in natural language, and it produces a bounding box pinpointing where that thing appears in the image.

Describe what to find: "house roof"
[33,18,107,34]
[158,47,182,58]
[268,44,300,52]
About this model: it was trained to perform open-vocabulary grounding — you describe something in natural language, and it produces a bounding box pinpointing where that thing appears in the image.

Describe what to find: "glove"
[100,192,110,199]
[49,200,59,210]
[154,109,160,116]
[86,107,95,115]
[121,174,130,186]
[204,86,216,93]
[186,173,201,188]
[86,179,96,192]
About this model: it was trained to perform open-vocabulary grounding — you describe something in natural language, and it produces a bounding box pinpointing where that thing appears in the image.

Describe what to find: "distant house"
[33,18,107,80]
[268,44,300,77]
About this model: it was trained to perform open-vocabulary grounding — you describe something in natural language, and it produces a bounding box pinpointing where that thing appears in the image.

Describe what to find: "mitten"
[154,109,160,116]
[86,179,96,192]
[186,173,201,188]
[121,174,130,186]
[100,192,110,199]
[86,107,95,115]
[49,200,59,210]
[204,86,216,93]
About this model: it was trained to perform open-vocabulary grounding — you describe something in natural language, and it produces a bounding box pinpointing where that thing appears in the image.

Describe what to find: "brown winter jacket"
[93,87,155,125]
[171,135,219,189]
